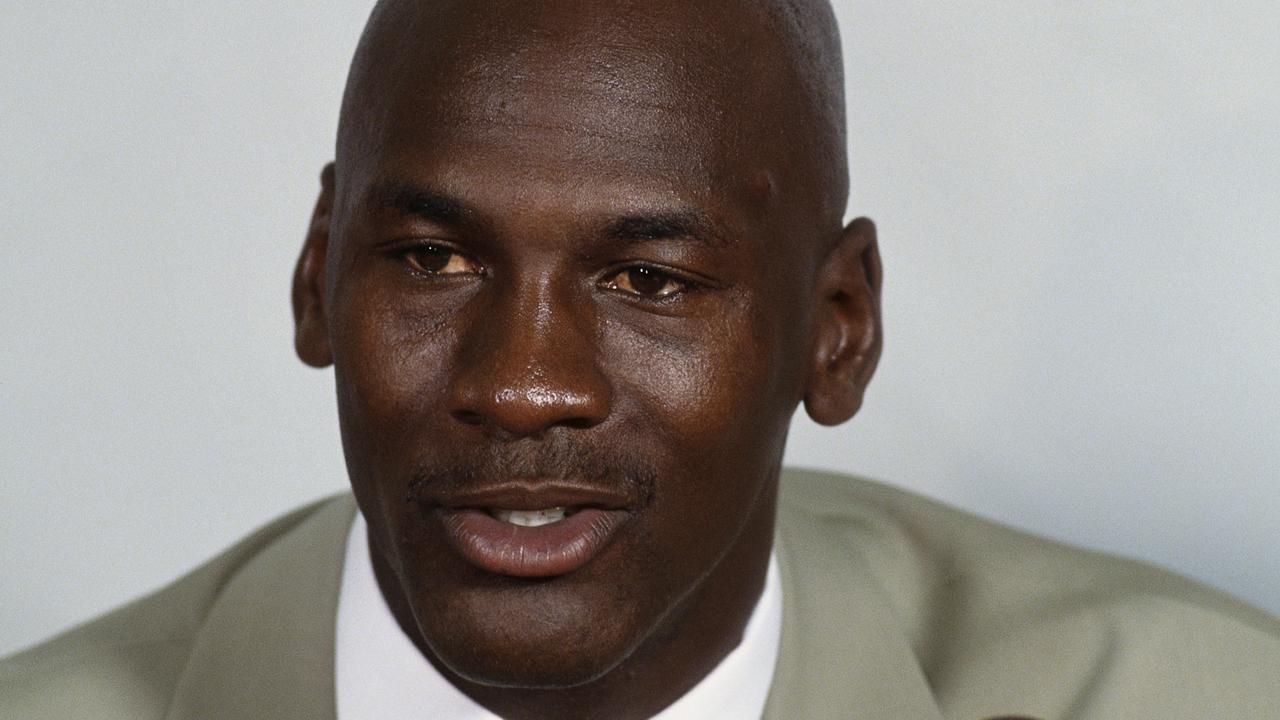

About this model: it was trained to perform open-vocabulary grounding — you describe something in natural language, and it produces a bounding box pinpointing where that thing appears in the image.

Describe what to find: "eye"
[399,244,482,276]
[602,266,688,299]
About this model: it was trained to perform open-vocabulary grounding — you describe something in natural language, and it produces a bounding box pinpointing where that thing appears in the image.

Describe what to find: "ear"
[292,162,335,368]
[803,216,883,426]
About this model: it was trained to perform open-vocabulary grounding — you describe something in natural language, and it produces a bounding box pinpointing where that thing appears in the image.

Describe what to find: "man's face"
[305,1,845,691]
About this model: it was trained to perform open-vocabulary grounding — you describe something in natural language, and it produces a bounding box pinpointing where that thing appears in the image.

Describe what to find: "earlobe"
[803,217,883,426]
[292,163,336,368]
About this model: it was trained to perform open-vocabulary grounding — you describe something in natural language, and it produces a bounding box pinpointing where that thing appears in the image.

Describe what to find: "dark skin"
[292,1,881,718]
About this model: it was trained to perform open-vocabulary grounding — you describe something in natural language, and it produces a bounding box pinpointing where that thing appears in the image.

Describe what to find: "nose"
[446,276,611,438]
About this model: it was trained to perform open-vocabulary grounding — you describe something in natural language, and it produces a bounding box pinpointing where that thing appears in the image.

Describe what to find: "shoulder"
[0,494,352,719]
[777,468,1280,717]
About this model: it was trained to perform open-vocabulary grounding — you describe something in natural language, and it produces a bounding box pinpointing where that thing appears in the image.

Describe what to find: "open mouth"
[424,480,639,578]
[439,505,630,578]
[487,506,571,527]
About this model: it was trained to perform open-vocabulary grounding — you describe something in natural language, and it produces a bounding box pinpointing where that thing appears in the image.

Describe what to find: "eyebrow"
[366,182,471,225]
[602,210,732,248]
[365,181,731,247]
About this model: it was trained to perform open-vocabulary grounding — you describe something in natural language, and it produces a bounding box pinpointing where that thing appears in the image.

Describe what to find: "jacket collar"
[762,497,945,720]
[166,494,354,720]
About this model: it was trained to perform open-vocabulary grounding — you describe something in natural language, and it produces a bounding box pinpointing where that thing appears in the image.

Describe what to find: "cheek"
[604,301,795,494]
[330,285,461,490]
[331,300,464,579]
[608,303,792,443]
[333,276,457,410]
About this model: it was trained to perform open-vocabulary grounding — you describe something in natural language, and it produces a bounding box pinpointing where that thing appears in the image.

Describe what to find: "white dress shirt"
[336,511,782,719]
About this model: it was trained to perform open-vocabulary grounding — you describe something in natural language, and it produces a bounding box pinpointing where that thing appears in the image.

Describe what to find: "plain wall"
[2,1,1277,656]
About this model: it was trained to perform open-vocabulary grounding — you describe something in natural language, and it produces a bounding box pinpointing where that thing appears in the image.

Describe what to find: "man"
[3,0,1278,718]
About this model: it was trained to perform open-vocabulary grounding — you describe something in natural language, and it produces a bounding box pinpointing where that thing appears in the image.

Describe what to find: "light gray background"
[2,2,1277,656]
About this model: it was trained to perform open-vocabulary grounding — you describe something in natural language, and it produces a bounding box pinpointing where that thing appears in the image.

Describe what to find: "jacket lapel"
[166,495,355,720]
[763,499,945,720]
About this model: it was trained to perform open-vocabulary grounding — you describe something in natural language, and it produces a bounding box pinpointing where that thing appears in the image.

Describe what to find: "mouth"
[488,506,572,526]
[427,481,638,578]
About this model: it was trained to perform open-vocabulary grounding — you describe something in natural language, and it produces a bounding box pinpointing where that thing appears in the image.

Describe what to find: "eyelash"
[393,242,484,278]
[389,243,702,302]
[598,264,701,303]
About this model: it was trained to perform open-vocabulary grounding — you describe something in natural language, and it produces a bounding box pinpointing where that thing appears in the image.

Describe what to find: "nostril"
[451,409,487,426]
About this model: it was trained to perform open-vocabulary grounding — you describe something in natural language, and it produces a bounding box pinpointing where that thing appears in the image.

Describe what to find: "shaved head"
[294,1,881,717]
[336,0,848,236]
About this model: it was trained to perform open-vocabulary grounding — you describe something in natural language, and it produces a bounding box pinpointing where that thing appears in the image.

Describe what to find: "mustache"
[406,438,658,503]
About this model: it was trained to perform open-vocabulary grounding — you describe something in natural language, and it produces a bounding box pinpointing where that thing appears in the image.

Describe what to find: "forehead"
[341,1,783,222]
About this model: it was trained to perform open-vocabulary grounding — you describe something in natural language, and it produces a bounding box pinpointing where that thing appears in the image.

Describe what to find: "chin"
[415,581,652,690]
[438,643,624,690]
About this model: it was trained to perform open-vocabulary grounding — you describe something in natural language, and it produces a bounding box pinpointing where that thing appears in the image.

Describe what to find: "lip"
[440,507,629,577]
[425,480,637,513]
[425,480,639,578]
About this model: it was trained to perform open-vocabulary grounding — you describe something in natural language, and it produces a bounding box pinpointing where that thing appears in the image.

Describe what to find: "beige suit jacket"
[3,469,1278,719]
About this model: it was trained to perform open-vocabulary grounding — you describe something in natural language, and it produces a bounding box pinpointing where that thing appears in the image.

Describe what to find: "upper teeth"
[493,507,568,527]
